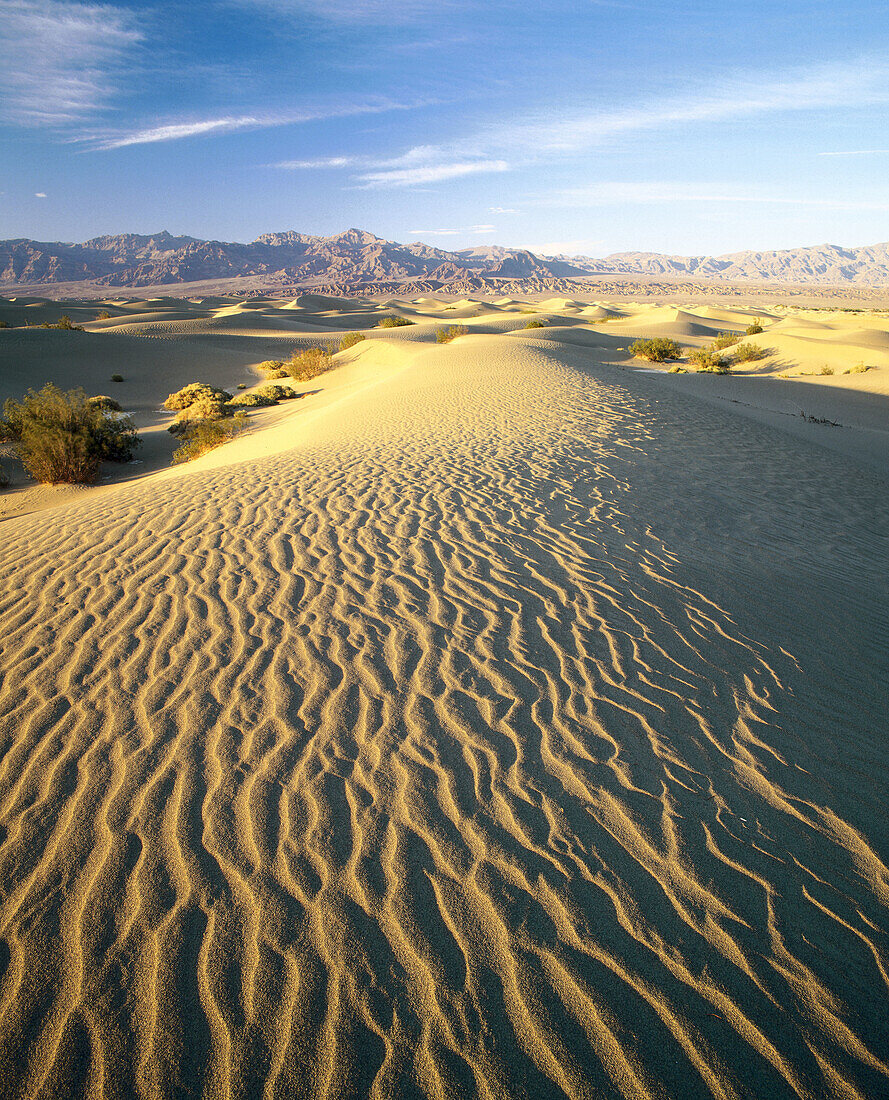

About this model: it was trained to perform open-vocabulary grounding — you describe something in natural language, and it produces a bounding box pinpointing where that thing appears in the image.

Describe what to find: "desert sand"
[0,294,887,1098]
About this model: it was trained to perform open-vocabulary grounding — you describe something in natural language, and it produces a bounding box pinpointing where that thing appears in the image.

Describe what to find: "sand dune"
[0,294,887,1098]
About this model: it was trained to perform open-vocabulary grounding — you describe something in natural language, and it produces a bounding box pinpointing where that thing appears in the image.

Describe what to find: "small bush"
[229,391,277,408]
[377,316,413,328]
[339,332,366,351]
[96,310,111,320]
[689,348,729,373]
[436,325,469,344]
[523,320,546,329]
[2,383,139,483]
[668,365,687,373]
[164,382,232,412]
[237,383,247,389]
[732,342,765,362]
[285,346,332,382]
[0,321,8,329]
[713,331,740,350]
[171,412,248,464]
[258,384,298,401]
[630,338,681,362]
[745,319,764,335]
[87,395,122,411]
[844,362,872,374]
[259,359,286,375]
[40,315,83,331]
[819,364,834,376]
[111,374,124,383]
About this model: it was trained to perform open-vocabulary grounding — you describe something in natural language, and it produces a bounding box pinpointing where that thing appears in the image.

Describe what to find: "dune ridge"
[0,310,887,1098]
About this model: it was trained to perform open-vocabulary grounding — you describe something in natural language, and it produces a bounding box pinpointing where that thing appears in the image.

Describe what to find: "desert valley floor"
[0,293,886,1099]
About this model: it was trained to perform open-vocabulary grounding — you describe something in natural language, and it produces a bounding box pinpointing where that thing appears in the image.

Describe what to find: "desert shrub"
[96,310,111,320]
[630,338,681,362]
[2,383,139,483]
[171,412,248,464]
[844,362,871,374]
[164,382,232,411]
[524,320,545,329]
[339,332,365,351]
[819,364,834,376]
[689,348,729,373]
[285,346,332,382]
[0,321,8,329]
[745,319,764,335]
[668,365,687,373]
[229,391,277,408]
[732,342,765,362]
[237,383,247,389]
[377,316,413,328]
[87,395,122,411]
[111,373,123,383]
[713,331,740,349]
[436,325,469,343]
[259,359,286,375]
[258,384,298,401]
[40,315,83,331]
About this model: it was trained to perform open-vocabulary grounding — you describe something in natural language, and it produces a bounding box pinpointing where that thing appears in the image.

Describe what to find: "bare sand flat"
[0,296,887,1098]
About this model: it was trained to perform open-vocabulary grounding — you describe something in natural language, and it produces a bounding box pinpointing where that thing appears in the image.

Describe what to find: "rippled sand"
[0,316,887,1098]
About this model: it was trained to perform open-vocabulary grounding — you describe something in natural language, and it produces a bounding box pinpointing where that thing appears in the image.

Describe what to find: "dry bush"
[40,315,83,331]
[713,332,740,349]
[164,382,232,412]
[172,412,248,464]
[689,348,729,373]
[339,332,365,350]
[2,384,139,483]
[258,384,298,401]
[523,320,545,329]
[229,391,278,408]
[96,310,112,320]
[285,346,332,382]
[435,325,469,343]
[732,342,765,362]
[377,316,413,328]
[844,362,872,374]
[745,319,764,335]
[630,338,681,362]
[87,395,122,411]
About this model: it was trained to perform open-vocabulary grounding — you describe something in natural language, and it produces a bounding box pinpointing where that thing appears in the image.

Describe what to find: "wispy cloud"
[35,191,47,198]
[358,160,509,188]
[818,149,889,156]
[231,0,462,22]
[490,206,519,214]
[408,224,496,236]
[85,99,420,150]
[0,0,142,125]
[541,181,889,211]
[274,156,356,169]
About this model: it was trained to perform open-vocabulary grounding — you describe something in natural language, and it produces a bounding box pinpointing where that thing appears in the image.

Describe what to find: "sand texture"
[0,296,888,1098]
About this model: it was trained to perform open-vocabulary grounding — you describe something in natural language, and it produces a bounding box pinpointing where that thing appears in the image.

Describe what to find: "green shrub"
[86,395,122,411]
[285,346,333,382]
[171,412,248,464]
[745,319,764,335]
[257,383,298,401]
[523,320,546,329]
[164,382,232,411]
[377,315,413,328]
[40,315,83,331]
[713,331,740,349]
[339,331,366,351]
[258,359,286,376]
[111,374,124,383]
[630,338,681,362]
[436,325,469,343]
[229,391,277,407]
[689,348,729,373]
[732,342,765,362]
[2,383,139,483]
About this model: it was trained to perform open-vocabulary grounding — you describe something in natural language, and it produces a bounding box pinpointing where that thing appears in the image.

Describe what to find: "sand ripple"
[0,341,887,1098]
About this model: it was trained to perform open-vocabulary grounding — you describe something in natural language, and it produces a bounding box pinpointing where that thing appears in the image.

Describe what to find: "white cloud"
[490,206,519,214]
[95,116,263,149]
[231,0,459,22]
[0,0,142,125]
[34,191,47,197]
[818,149,889,156]
[541,181,889,211]
[359,160,509,187]
[274,156,355,169]
[408,224,496,236]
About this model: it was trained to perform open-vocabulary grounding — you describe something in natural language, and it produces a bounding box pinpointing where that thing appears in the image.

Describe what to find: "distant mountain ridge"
[4,229,889,290]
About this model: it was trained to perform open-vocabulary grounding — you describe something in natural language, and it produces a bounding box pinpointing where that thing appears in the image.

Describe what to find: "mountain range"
[5,229,889,292]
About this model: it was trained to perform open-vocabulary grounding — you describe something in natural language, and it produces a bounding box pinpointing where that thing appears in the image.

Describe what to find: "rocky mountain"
[5,230,889,292]
[550,241,889,285]
[0,229,581,290]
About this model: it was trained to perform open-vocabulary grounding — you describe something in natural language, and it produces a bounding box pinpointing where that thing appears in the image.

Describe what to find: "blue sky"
[3,0,889,255]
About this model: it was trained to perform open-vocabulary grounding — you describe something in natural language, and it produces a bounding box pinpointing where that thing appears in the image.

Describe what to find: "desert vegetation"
[259,359,289,379]
[712,332,740,349]
[2,383,139,483]
[285,346,333,382]
[436,325,469,343]
[377,316,413,329]
[688,348,729,373]
[523,320,546,329]
[745,319,764,335]
[339,331,365,350]
[630,338,681,362]
[40,315,83,331]
[732,342,765,362]
[171,413,248,464]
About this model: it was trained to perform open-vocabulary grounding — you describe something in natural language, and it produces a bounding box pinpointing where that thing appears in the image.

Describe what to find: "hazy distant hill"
[4,229,889,291]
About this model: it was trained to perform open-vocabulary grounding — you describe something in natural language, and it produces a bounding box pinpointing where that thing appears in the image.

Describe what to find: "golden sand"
[0,295,887,1098]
